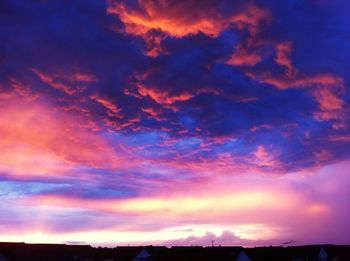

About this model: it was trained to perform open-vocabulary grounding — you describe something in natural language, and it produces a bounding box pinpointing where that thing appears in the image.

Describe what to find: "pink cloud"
[9,78,36,99]
[71,73,98,82]
[246,71,346,122]
[312,87,344,121]
[31,68,97,96]
[158,230,244,247]
[253,145,280,168]
[329,135,350,142]
[247,72,344,90]
[14,160,350,245]
[137,83,193,105]
[141,107,164,121]
[0,96,134,178]
[274,41,297,76]
[313,88,343,111]
[90,93,122,118]
[250,124,272,132]
[227,47,263,67]
[32,69,82,95]
[314,149,332,163]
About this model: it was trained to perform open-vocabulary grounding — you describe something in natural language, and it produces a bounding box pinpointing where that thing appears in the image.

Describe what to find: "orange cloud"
[227,40,295,69]
[137,84,193,105]
[141,107,164,121]
[108,1,270,56]
[227,47,263,66]
[247,71,346,121]
[32,69,80,95]
[0,97,127,177]
[90,94,122,118]
[244,39,346,123]
[32,69,97,95]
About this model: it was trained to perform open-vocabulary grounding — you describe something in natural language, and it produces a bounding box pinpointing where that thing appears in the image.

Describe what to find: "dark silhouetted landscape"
[1,0,350,256]
[1,242,350,261]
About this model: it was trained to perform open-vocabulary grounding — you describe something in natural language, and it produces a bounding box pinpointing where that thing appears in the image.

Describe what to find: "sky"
[0,0,350,247]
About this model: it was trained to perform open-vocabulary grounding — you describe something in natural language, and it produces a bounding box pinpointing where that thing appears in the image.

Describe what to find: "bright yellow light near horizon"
[231,224,282,240]
[110,191,290,215]
[0,229,205,246]
[27,189,296,220]
[0,223,278,246]
[168,223,281,241]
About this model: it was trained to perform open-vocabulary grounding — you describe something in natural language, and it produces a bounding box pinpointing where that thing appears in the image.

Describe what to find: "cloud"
[160,230,244,246]
[90,93,122,118]
[108,0,270,56]
[274,41,296,76]
[136,83,194,105]
[108,0,269,38]
[0,96,129,178]
[2,160,346,245]
[314,149,332,163]
[252,145,280,168]
[247,72,344,90]
[227,47,263,67]
[0,0,347,173]
[312,87,344,121]
[32,68,82,95]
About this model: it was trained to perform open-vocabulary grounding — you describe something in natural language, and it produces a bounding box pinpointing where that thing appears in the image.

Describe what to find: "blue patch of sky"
[0,181,70,198]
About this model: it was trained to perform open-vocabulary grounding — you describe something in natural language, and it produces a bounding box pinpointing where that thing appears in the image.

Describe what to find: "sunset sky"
[1,0,350,247]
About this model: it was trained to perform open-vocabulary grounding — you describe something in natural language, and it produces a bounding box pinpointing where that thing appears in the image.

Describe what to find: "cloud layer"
[0,0,350,246]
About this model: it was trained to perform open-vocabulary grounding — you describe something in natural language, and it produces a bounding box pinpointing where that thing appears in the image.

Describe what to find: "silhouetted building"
[1,242,350,261]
